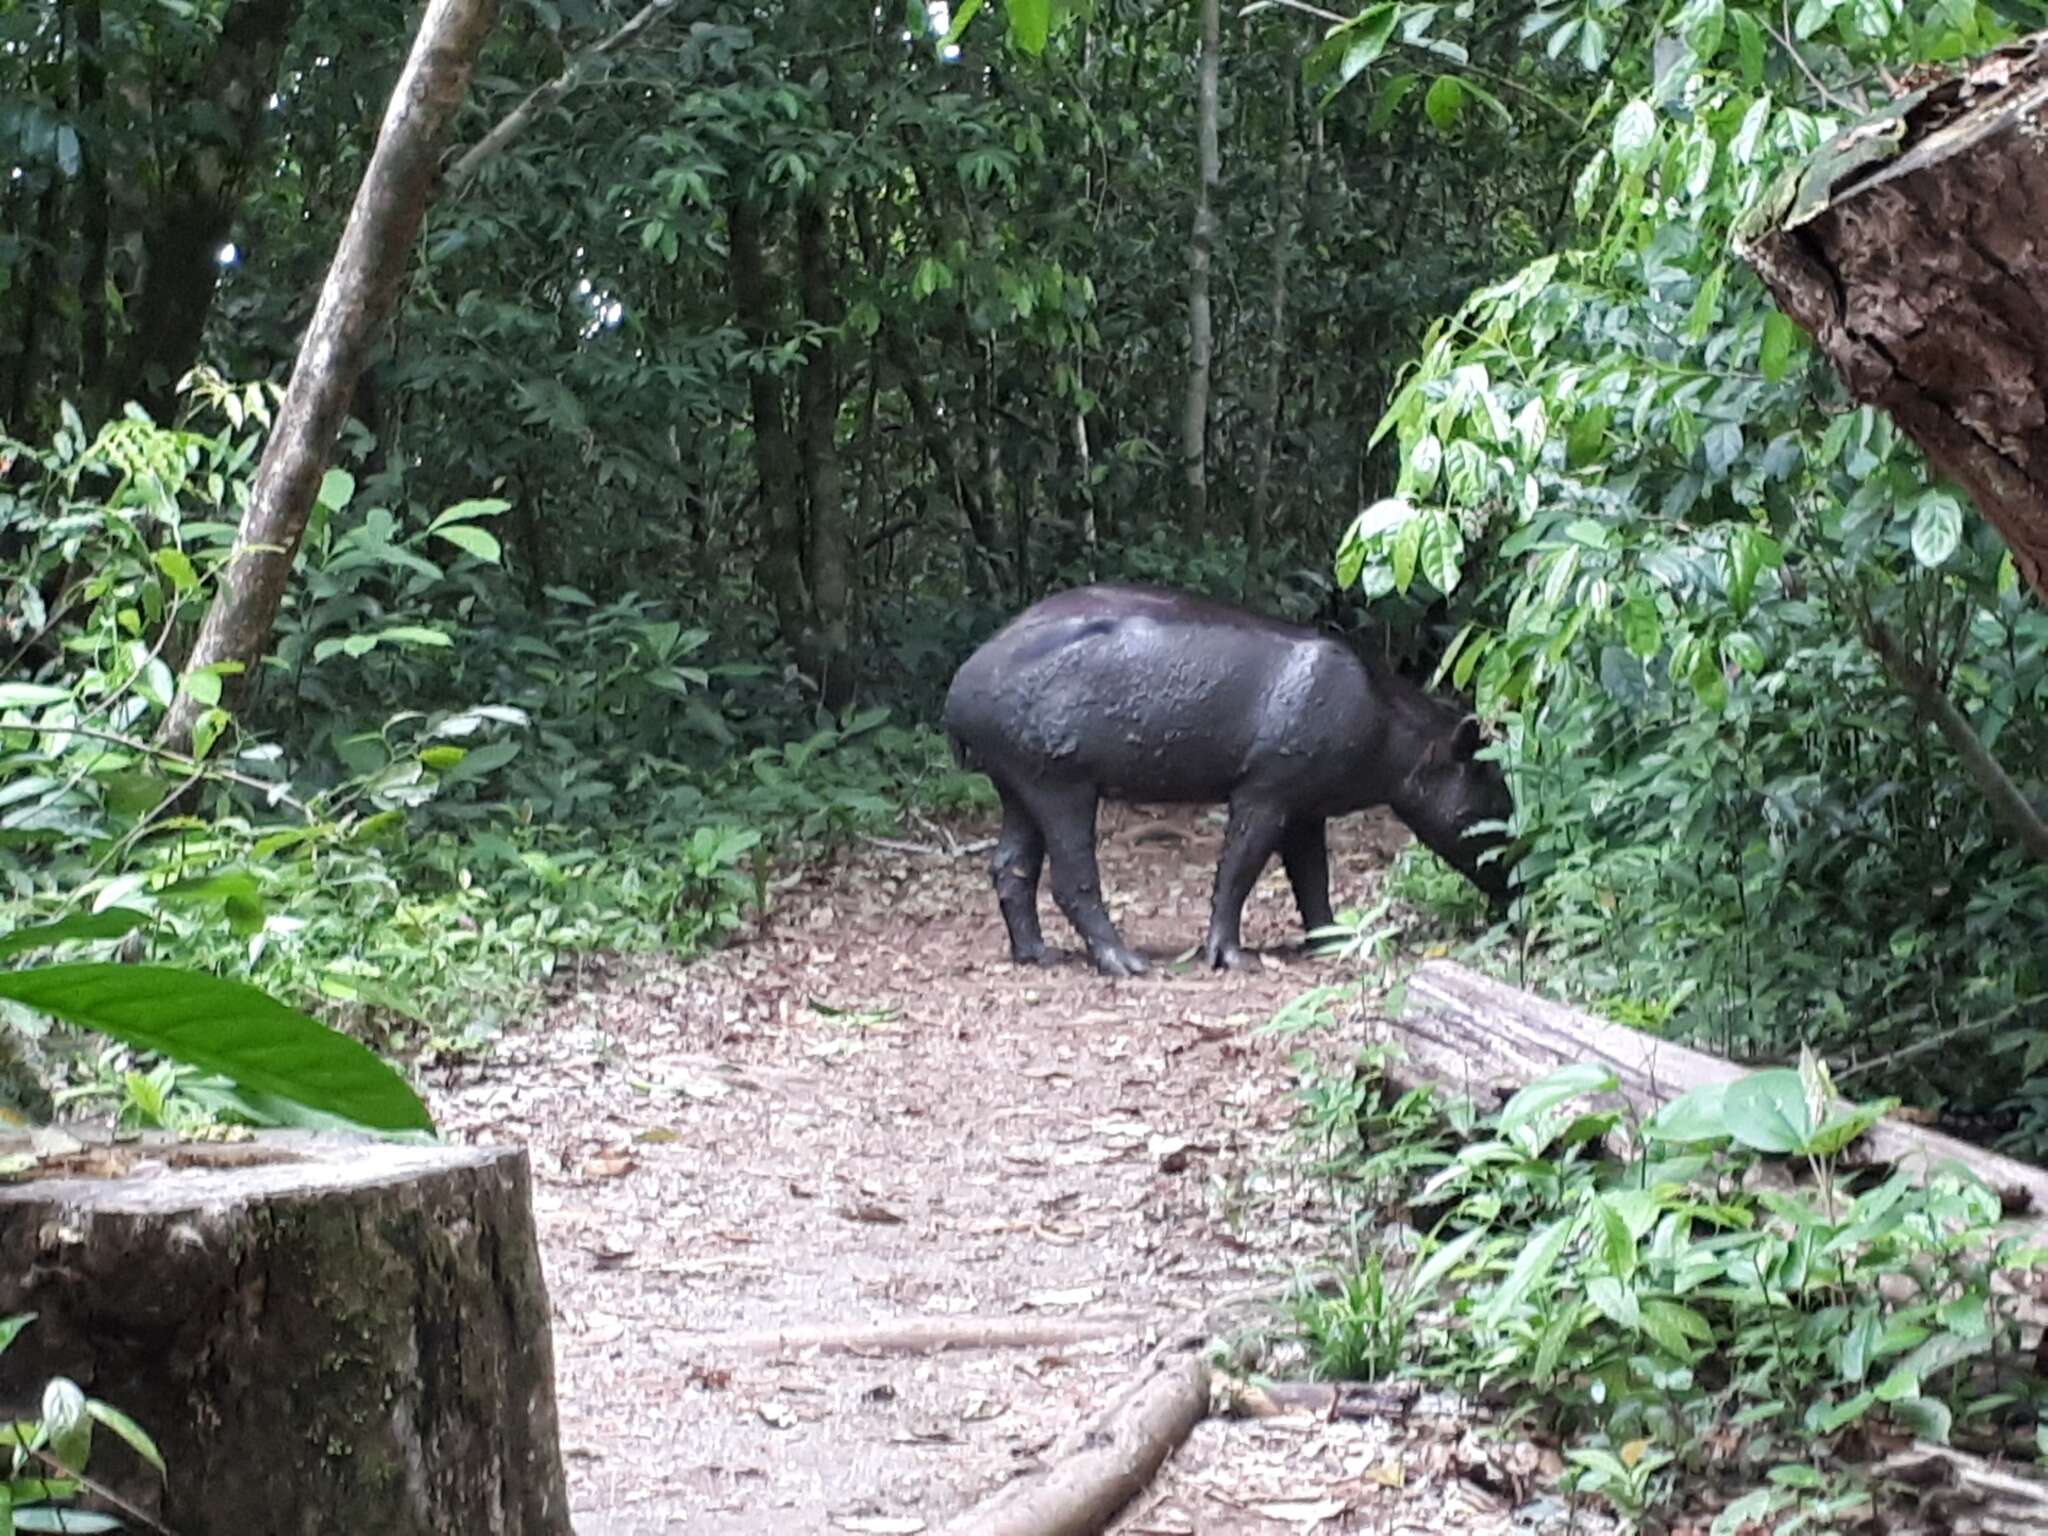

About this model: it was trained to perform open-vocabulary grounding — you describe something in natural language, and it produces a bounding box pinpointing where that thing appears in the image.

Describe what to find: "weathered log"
[0,1132,570,1535]
[1391,961,2048,1220]
[936,1350,1211,1536]
[1735,36,2048,604]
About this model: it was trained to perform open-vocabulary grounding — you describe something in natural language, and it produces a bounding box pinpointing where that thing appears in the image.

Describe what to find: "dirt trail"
[428,804,1594,1536]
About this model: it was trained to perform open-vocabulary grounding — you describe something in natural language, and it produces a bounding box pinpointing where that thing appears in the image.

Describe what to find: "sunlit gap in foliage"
[217,243,239,268]
[918,0,962,62]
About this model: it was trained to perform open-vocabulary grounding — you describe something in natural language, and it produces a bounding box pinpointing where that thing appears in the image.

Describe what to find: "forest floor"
[428,803,1609,1536]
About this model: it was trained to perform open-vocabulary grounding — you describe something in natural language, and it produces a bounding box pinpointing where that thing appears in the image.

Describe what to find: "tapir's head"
[1400,714,1516,909]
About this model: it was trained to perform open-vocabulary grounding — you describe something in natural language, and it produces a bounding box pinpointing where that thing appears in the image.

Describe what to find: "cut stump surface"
[0,1133,570,1536]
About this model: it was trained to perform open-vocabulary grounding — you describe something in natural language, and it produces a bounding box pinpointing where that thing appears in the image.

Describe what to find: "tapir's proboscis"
[942,584,1515,977]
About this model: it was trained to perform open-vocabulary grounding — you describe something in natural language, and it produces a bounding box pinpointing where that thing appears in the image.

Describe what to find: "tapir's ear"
[1453,715,1484,760]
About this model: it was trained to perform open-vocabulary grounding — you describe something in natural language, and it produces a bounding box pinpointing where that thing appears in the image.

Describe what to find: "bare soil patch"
[427,804,1602,1535]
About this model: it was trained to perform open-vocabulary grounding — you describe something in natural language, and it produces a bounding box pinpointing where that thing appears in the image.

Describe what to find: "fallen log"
[0,1131,570,1535]
[1391,961,2048,1220]
[934,1350,1212,1536]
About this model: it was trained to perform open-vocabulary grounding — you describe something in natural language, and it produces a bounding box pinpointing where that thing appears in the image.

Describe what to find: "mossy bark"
[0,1134,569,1535]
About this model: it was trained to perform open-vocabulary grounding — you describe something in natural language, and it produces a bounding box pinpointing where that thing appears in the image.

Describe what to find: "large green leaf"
[0,912,149,961]
[0,965,433,1134]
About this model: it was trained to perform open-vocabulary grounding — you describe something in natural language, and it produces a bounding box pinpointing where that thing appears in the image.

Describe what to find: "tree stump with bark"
[1735,34,2048,603]
[0,1132,570,1535]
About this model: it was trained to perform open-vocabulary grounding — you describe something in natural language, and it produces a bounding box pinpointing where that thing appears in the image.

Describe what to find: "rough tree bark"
[796,190,855,709]
[1246,53,1301,586]
[102,0,301,424]
[1735,37,2048,604]
[728,194,826,684]
[0,1134,570,1535]
[160,0,501,752]
[1179,0,1221,542]
[76,0,112,398]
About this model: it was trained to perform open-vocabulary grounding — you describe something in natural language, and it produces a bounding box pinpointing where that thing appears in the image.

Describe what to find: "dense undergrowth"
[0,385,992,1126]
[1269,1033,2048,1529]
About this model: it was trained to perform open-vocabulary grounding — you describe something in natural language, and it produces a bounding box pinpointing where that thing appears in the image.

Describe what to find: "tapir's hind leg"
[990,783,1050,965]
[1280,817,1335,938]
[1015,780,1147,978]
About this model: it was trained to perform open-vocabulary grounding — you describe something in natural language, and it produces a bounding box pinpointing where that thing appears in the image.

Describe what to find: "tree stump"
[1735,35,2048,603]
[0,1132,570,1535]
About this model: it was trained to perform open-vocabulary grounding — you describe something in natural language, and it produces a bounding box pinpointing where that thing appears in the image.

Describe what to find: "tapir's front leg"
[1205,800,1288,969]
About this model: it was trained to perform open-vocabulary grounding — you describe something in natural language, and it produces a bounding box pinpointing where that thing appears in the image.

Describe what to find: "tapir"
[941,583,1514,976]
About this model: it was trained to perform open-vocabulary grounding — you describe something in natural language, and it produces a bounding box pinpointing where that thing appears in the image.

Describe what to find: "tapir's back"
[942,584,1362,805]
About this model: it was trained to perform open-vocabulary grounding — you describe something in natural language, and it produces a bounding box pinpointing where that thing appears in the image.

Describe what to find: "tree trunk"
[727,194,818,676]
[160,0,500,752]
[0,1133,570,1535]
[102,0,301,424]
[796,191,854,709]
[1246,54,1300,588]
[76,0,112,399]
[1179,0,1221,542]
[1736,38,2048,603]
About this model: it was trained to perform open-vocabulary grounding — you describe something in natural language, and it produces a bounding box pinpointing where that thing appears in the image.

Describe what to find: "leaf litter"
[426,803,1612,1535]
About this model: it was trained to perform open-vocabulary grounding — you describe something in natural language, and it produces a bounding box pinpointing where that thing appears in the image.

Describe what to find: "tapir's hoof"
[1009,942,1054,967]
[1204,942,1257,971]
[1091,947,1149,978]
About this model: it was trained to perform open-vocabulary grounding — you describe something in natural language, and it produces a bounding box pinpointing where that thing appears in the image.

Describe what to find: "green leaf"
[1566,405,1610,470]
[1911,492,1963,567]
[1611,100,1658,175]
[1644,1081,1730,1143]
[1760,311,1803,381]
[1424,75,1466,131]
[0,964,433,1134]
[84,1399,165,1478]
[0,911,149,960]
[1721,1069,1812,1154]
[316,468,355,511]
[1498,1062,1619,1140]
[427,497,510,530]
[1366,72,1422,132]
[1334,4,1399,89]
[940,0,984,46]
[1620,596,1662,660]
[0,685,73,710]
[431,524,503,564]
[1391,513,1423,593]
[1481,1214,1577,1327]
[152,547,198,593]
[1640,1298,1714,1357]
[1007,0,1050,54]
[1415,511,1465,594]
[1683,0,1725,60]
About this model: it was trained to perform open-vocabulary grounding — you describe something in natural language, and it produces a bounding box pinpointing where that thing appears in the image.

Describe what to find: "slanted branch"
[1735,34,2048,604]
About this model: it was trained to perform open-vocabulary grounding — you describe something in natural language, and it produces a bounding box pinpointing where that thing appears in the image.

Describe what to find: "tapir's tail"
[947,731,978,772]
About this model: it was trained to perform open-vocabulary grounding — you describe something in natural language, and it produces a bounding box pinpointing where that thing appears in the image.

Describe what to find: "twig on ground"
[669,1313,1150,1358]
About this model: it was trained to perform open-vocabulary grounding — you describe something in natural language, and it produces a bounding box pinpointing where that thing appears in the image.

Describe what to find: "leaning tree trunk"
[1735,37,2048,604]
[160,0,500,752]
[0,1134,570,1535]
[1179,0,1221,543]
[101,0,301,425]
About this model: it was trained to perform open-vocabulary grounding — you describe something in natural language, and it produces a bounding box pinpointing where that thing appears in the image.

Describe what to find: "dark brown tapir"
[942,583,1515,976]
